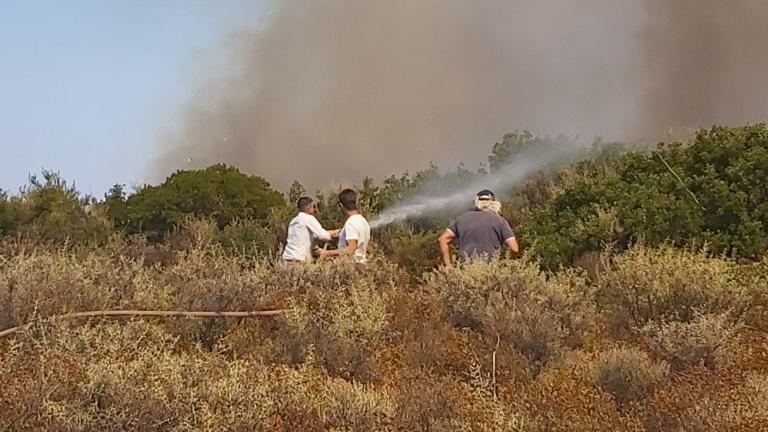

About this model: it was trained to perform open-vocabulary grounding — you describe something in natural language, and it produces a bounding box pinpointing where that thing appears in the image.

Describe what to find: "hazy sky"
[0,0,266,196]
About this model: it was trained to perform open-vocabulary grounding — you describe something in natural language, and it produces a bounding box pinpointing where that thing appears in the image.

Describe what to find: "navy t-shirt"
[447,210,515,258]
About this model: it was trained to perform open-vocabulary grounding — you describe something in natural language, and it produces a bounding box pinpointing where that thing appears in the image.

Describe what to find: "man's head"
[474,189,502,214]
[338,188,358,215]
[476,189,495,201]
[297,196,316,215]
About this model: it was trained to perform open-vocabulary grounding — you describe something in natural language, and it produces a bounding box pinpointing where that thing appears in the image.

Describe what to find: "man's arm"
[318,239,357,259]
[499,217,519,254]
[504,237,519,254]
[438,229,456,268]
[306,215,334,241]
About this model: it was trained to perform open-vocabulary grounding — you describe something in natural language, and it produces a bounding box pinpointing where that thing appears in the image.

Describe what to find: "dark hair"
[297,196,314,211]
[338,188,358,211]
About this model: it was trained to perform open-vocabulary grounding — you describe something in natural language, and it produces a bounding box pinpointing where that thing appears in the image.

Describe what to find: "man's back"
[447,210,515,258]
[338,214,371,263]
[282,212,331,262]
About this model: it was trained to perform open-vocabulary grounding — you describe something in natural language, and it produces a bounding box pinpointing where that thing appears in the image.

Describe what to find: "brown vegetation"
[1,240,767,431]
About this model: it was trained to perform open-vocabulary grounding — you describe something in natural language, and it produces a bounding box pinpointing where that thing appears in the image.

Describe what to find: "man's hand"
[316,239,357,260]
[504,237,519,254]
[328,229,341,238]
[315,247,331,260]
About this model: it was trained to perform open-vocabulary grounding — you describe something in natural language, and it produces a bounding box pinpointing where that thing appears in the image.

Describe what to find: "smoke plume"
[154,0,768,190]
[634,0,768,135]
[369,137,587,228]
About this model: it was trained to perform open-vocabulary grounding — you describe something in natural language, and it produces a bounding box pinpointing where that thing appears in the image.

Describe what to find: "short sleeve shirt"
[447,210,515,258]
[338,214,371,264]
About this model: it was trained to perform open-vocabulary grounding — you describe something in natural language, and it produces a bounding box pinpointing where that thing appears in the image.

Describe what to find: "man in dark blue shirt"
[438,189,519,268]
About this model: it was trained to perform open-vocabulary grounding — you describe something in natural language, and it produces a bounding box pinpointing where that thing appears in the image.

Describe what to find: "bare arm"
[504,237,519,254]
[318,239,357,259]
[438,229,455,268]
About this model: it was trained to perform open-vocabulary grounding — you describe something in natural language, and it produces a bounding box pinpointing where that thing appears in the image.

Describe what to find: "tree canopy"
[108,164,284,239]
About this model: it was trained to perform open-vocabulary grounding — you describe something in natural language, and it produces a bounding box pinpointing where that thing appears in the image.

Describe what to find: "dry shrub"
[0,321,277,431]
[426,259,595,370]
[275,280,391,381]
[376,225,442,274]
[393,371,464,431]
[391,365,527,432]
[592,347,669,408]
[642,313,739,372]
[740,257,768,330]
[387,290,456,372]
[0,249,140,328]
[597,245,757,332]
[109,234,178,267]
[320,377,394,430]
[640,369,768,432]
[4,238,768,430]
[1,321,399,432]
[516,352,647,432]
[271,355,396,431]
[0,240,404,350]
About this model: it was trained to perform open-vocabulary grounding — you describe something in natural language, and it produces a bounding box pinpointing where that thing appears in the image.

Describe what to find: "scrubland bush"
[217,218,280,259]
[426,259,595,370]
[592,347,669,407]
[0,171,113,246]
[375,224,442,273]
[2,236,768,431]
[276,280,390,381]
[642,313,739,371]
[0,320,275,431]
[640,369,768,432]
[0,249,138,328]
[516,352,647,432]
[0,320,404,431]
[741,256,768,330]
[597,245,758,331]
[320,377,394,430]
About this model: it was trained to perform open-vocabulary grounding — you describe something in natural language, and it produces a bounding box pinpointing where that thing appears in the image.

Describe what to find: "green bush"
[523,124,768,268]
[217,219,280,259]
[0,171,112,245]
[376,224,441,273]
[110,164,284,239]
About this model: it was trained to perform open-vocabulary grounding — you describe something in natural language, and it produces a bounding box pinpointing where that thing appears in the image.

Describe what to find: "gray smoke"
[154,0,768,192]
[370,137,587,228]
[634,0,768,135]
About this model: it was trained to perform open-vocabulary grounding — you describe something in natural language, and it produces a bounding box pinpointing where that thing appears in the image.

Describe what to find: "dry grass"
[592,347,669,408]
[1,242,767,431]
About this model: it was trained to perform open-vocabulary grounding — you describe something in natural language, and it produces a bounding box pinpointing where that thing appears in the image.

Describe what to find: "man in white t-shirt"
[317,188,371,264]
[282,196,339,263]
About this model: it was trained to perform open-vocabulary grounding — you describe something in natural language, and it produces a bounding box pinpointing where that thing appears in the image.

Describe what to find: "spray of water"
[369,140,587,229]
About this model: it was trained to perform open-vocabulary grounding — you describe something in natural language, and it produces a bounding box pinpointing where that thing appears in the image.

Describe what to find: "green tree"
[522,124,768,268]
[6,171,112,244]
[0,189,24,237]
[684,125,768,256]
[287,180,306,205]
[114,164,284,239]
